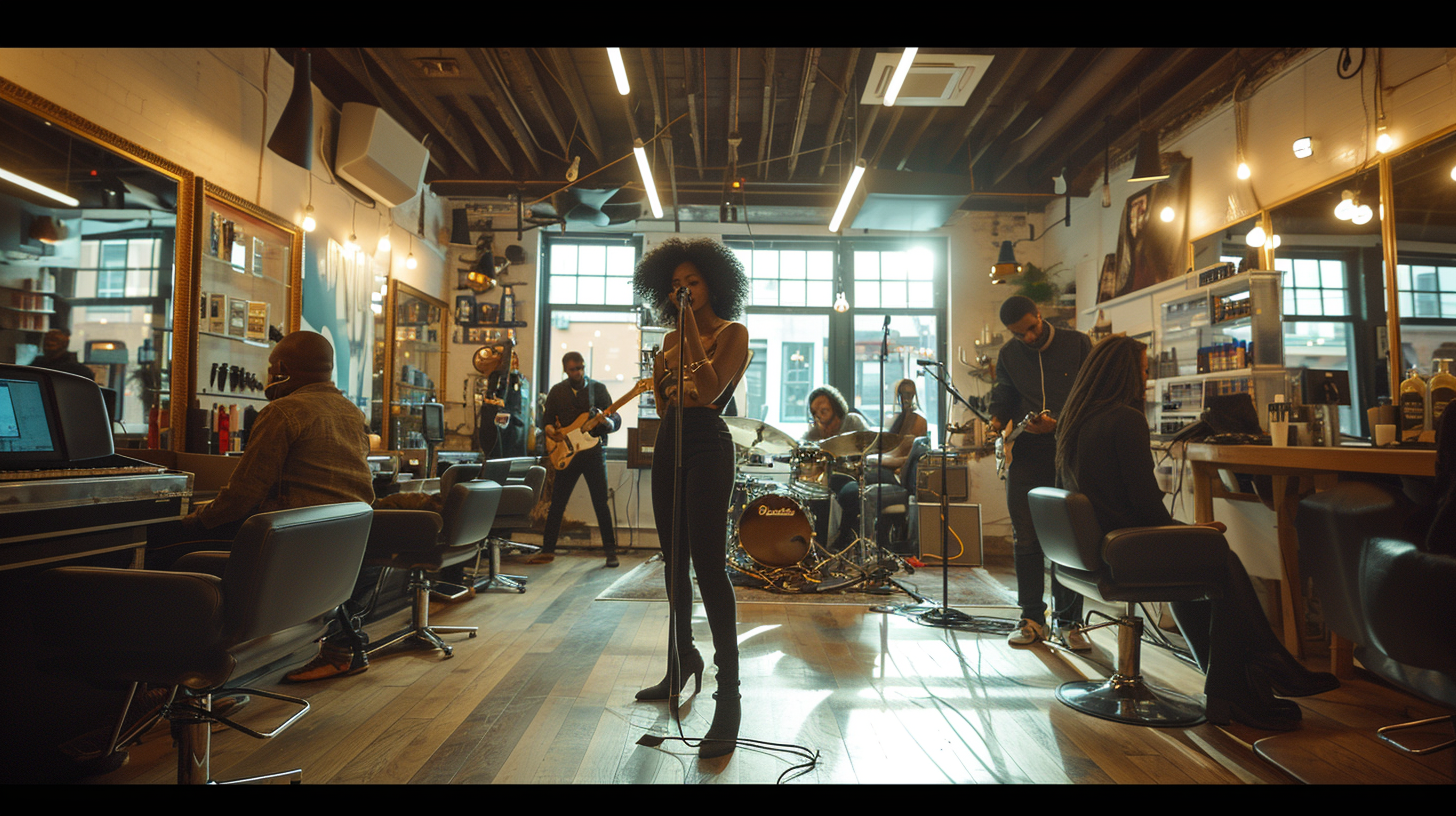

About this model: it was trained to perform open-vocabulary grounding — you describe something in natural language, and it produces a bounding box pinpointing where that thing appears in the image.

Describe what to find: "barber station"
[0,48,1453,786]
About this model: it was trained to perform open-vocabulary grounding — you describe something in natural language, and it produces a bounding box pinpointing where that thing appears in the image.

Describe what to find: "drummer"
[863,378,929,484]
[802,384,871,549]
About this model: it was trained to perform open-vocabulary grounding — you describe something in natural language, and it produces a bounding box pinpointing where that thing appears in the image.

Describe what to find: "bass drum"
[735,490,816,567]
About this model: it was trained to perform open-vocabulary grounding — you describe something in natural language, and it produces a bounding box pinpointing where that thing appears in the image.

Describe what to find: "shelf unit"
[374,281,447,450]
[1151,270,1285,435]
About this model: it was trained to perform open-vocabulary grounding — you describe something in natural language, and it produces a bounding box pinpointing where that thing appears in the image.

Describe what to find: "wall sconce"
[1292,136,1317,159]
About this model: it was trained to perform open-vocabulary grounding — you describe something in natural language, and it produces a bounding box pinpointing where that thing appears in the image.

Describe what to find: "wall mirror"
[1269,165,1383,436]
[1190,213,1264,272]
[0,80,192,442]
[1388,128,1456,386]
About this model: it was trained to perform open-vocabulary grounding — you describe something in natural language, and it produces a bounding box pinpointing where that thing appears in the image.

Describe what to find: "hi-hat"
[819,430,904,457]
[722,416,799,456]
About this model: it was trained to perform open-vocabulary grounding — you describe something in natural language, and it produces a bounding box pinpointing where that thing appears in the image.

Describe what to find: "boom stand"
[916,361,976,627]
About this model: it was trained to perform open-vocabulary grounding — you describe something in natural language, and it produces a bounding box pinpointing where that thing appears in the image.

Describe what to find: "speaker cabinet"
[917,459,969,501]
[917,502,982,565]
[336,103,430,208]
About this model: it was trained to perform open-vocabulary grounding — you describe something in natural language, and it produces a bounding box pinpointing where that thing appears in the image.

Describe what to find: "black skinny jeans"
[651,407,739,681]
[1168,549,1288,696]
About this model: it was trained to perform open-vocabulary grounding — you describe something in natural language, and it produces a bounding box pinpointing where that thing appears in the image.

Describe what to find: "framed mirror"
[1388,128,1456,391]
[0,79,194,446]
[1268,165,1384,438]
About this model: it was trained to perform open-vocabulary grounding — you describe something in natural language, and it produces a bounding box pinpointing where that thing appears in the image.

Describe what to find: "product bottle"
[500,286,516,324]
[1399,367,1428,442]
[1092,308,1111,343]
[1431,358,1456,426]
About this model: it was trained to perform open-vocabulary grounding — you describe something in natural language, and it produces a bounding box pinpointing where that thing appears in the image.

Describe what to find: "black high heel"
[1205,666,1302,731]
[699,690,741,759]
[635,649,704,702]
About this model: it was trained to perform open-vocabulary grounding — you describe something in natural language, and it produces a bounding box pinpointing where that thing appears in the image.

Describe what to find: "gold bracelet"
[687,359,710,373]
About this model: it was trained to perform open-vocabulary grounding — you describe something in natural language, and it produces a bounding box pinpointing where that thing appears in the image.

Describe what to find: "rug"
[597,556,1017,608]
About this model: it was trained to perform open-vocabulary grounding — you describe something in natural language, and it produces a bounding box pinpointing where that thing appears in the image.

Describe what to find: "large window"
[728,238,945,442]
[540,236,644,453]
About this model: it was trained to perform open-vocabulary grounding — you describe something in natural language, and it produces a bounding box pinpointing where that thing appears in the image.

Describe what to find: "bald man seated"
[153,330,375,553]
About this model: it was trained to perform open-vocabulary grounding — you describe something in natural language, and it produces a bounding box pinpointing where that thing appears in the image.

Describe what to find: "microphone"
[883,314,891,330]
[916,358,943,367]
[677,287,693,307]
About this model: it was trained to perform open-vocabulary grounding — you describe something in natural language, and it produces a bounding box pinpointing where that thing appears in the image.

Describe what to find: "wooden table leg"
[1272,474,1307,659]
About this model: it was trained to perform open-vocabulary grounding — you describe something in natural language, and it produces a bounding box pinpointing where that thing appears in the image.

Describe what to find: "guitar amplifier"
[917,502,982,565]
[627,418,660,469]
[916,455,970,501]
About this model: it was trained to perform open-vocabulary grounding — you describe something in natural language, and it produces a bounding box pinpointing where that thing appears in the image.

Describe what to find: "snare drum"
[789,444,832,498]
[735,489,816,567]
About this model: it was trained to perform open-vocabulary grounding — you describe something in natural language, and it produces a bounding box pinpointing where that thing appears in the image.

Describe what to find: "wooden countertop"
[1183,443,1436,478]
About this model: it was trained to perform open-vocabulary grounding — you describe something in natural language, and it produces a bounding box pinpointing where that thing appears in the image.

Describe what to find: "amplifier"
[917,502,982,566]
[916,458,970,501]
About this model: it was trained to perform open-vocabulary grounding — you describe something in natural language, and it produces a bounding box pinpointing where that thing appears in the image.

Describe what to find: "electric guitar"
[544,378,654,471]
[995,410,1051,480]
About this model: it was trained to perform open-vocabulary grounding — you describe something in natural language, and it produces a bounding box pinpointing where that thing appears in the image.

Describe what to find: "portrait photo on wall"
[1100,152,1191,302]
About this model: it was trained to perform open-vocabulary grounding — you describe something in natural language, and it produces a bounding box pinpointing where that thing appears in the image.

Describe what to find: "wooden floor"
[84,533,1454,785]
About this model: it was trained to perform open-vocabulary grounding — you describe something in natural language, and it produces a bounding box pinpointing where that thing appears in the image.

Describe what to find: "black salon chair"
[28,502,375,784]
[1297,481,1456,755]
[1027,487,1227,726]
[438,458,543,593]
[363,479,502,658]
[860,436,931,553]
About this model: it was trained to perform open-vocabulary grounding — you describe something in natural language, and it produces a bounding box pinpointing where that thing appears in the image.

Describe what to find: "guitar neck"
[581,379,653,431]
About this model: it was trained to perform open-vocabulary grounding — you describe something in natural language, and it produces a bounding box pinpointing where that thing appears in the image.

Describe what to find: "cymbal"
[819,430,904,457]
[722,416,798,456]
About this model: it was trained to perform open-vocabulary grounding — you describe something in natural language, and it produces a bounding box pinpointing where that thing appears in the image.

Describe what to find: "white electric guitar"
[545,378,653,471]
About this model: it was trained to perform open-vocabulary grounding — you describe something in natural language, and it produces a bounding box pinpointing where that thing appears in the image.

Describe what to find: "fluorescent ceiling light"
[607,48,630,95]
[828,161,867,232]
[0,165,79,207]
[883,48,919,106]
[633,139,663,218]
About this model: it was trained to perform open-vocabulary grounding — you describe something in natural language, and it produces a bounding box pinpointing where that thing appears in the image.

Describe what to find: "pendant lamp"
[267,50,314,170]
[1128,130,1168,183]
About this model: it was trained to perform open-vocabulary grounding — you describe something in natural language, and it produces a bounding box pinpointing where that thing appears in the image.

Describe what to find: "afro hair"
[632,238,749,323]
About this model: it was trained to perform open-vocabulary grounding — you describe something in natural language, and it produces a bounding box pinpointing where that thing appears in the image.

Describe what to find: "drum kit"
[722,416,912,593]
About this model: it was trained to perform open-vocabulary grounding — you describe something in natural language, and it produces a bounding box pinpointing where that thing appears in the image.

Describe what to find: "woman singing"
[1056,335,1338,730]
[632,238,750,758]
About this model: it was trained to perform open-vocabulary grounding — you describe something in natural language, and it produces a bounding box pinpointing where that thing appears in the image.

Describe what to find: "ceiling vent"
[860,53,994,107]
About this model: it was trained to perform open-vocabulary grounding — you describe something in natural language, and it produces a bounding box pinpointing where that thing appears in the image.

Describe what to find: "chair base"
[366,568,477,659]
[171,690,309,784]
[464,537,531,595]
[1378,714,1455,755]
[1055,675,1207,727]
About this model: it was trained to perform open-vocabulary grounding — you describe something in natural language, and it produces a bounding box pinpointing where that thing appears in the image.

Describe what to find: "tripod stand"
[915,359,979,626]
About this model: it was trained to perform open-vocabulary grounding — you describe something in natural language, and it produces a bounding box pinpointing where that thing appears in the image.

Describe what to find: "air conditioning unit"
[860,53,994,107]
[335,103,430,207]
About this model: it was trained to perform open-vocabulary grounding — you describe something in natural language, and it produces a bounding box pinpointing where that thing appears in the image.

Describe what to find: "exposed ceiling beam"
[684,48,705,181]
[362,48,481,176]
[786,48,820,179]
[817,47,860,178]
[465,49,546,178]
[320,48,449,176]
[449,92,516,177]
[756,48,775,181]
[546,48,606,164]
[499,48,571,158]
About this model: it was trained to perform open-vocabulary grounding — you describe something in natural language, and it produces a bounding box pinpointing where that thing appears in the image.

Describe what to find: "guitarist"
[989,295,1093,651]
[533,350,621,568]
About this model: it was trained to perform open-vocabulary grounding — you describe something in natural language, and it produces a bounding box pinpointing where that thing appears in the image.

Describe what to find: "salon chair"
[440,458,543,593]
[28,502,375,784]
[1028,487,1227,727]
[1297,481,1456,755]
[363,479,502,658]
[860,436,930,554]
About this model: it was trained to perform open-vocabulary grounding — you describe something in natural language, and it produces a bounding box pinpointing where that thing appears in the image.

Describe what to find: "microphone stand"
[916,360,975,627]
[857,315,893,593]
[666,291,690,724]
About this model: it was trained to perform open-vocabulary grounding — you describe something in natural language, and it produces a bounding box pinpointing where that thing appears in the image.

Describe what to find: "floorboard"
[71,533,1454,786]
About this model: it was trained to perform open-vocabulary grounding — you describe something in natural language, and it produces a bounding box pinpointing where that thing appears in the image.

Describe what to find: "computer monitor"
[0,364,114,464]
[420,402,445,444]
